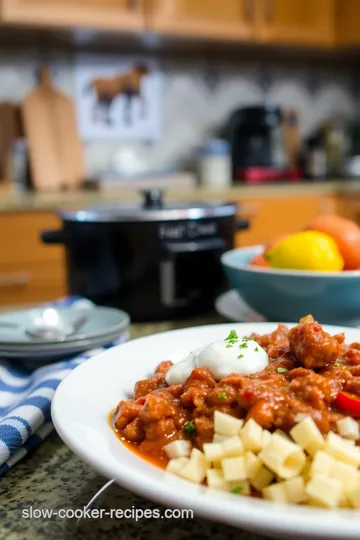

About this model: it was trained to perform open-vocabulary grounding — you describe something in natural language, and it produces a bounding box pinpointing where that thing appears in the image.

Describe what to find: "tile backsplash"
[0,48,358,177]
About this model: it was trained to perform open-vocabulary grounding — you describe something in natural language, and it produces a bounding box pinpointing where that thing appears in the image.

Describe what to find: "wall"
[0,48,357,177]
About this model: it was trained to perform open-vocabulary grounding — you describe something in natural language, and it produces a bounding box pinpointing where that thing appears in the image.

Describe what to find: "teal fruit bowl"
[221,246,360,326]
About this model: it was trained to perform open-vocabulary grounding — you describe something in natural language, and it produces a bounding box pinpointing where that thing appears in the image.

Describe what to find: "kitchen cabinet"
[0,0,146,31]
[336,0,360,46]
[0,212,66,308]
[256,0,335,46]
[148,0,256,41]
[235,195,339,247]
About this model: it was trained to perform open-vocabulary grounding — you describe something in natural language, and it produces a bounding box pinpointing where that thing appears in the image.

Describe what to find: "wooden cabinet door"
[236,195,339,247]
[337,0,360,45]
[0,0,146,31]
[148,0,256,41]
[256,0,335,46]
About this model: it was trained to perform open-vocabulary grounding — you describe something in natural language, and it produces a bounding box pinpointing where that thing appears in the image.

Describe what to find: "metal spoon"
[0,315,88,341]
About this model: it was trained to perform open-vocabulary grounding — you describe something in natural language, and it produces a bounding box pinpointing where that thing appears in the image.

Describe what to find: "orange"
[249,234,289,267]
[308,214,360,270]
[249,253,269,267]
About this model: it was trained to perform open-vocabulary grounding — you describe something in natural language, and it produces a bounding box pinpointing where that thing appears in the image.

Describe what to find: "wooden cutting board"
[21,66,86,191]
[0,102,21,183]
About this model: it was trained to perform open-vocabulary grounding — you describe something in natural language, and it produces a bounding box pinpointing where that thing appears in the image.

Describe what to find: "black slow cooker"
[41,190,249,321]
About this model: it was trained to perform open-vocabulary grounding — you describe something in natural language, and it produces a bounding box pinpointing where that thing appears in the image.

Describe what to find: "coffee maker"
[224,105,301,183]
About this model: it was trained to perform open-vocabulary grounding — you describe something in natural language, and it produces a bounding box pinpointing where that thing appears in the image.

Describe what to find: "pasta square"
[284,476,308,504]
[244,451,263,480]
[221,456,246,481]
[250,466,274,491]
[309,450,336,478]
[324,432,360,467]
[222,436,244,458]
[214,411,243,437]
[241,418,263,453]
[206,469,230,490]
[262,481,288,503]
[336,417,360,441]
[258,433,306,479]
[203,442,224,462]
[290,417,324,455]
[306,474,343,508]
[166,457,189,475]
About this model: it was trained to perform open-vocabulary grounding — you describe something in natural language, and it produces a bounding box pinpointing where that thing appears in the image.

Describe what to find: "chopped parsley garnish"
[254,347,259,352]
[184,421,196,433]
[342,365,348,371]
[239,342,248,349]
[226,343,233,348]
[334,362,340,367]
[277,367,288,374]
[238,353,244,359]
[218,392,227,399]
[231,486,244,494]
[225,330,238,343]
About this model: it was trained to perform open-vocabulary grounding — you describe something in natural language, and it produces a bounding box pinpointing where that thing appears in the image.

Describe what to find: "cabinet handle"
[265,0,274,22]
[244,0,253,21]
[0,272,30,288]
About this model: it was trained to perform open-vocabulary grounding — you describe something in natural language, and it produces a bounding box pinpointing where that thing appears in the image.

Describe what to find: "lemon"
[265,230,344,271]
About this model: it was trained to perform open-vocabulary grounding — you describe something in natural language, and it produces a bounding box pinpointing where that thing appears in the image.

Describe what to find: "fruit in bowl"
[222,214,360,325]
[250,214,360,272]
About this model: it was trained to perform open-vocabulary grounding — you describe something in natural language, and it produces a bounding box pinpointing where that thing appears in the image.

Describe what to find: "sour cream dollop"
[165,332,269,386]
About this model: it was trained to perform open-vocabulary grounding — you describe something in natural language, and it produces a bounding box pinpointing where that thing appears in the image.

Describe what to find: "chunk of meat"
[155,360,173,374]
[288,320,341,369]
[248,323,289,350]
[123,417,144,442]
[134,373,165,399]
[140,394,177,422]
[114,399,142,431]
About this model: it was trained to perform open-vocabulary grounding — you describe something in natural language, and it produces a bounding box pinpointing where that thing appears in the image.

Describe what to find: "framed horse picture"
[74,54,162,140]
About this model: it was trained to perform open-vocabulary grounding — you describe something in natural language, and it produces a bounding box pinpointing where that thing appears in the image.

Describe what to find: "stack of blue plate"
[0,306,130,362]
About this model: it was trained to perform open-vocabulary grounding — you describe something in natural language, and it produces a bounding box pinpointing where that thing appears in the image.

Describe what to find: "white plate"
[52,322,360,540]
[215,290,266,322]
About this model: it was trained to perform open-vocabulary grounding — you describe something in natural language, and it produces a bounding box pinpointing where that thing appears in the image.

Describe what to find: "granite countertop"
[0,318,267,540]
[1,179,360,213]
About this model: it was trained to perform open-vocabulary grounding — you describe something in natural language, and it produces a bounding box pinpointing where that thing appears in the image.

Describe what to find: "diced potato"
[203,442,224,463]
[258,433,306,479]
[324,432,360,467]
[228,479,251,496]
[262,482,288,503]
[336,417,360,441]
[330,460,359,492]
[166,457,190,475]
[214,411,243,437]
[241,418,263,453]
[290,417,324,455]
[206,468,229,490]
[164,440,192,459]
[274,429,291,441]
[262,430,272,447]
[222,436,244,458]
[221,456,246,482]
[250,466,274,491]
[301,459,312,483]
[190,448,207,464]
[348,482,360,509]
[244,451,263,480]
[309,450,336,478]
[306,474,343,509]
[179,457,207,484]
[213,433,229,443]
[284,476,308,504]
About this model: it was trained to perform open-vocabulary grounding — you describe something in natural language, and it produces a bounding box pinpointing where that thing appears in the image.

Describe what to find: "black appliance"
[41,190,249,322]
[225,105,289,180]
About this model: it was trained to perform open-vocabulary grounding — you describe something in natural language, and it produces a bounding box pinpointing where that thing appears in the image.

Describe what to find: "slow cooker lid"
[60,189,238,223]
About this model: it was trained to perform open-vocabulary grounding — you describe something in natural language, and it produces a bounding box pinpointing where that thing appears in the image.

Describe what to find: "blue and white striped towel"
[0,297,128,476]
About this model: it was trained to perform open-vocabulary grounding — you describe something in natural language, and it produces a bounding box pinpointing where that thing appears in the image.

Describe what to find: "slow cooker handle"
[163,237,224,253]
[40,229,67,245]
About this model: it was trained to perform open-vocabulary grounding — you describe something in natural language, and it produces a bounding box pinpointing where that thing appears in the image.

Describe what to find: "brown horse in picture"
[87,63,150,126]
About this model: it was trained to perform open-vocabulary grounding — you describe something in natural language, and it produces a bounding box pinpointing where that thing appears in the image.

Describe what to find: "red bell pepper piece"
[335,391,360,417]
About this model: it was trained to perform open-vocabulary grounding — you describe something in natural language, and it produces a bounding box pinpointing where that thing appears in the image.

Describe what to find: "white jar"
[199,139,232,188]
